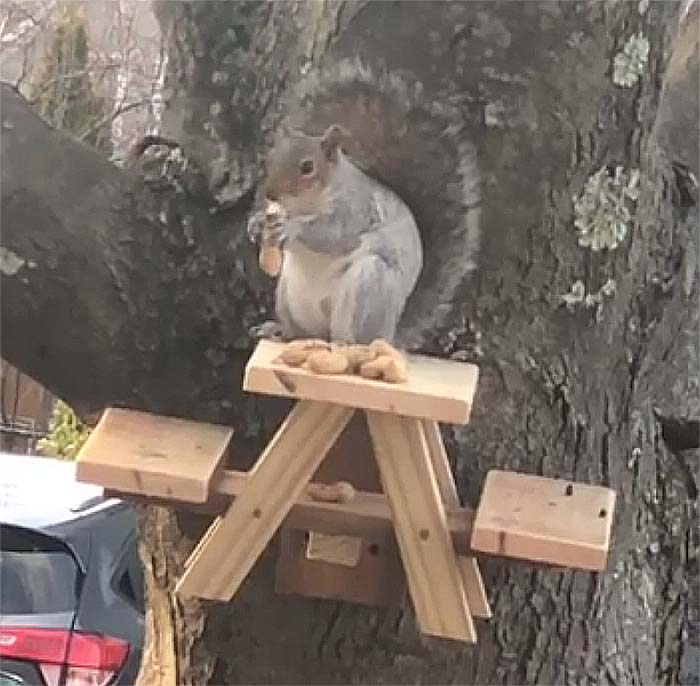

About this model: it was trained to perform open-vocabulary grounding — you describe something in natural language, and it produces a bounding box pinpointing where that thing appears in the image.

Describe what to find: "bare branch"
[26,62,121,104]
[78,97,149,141]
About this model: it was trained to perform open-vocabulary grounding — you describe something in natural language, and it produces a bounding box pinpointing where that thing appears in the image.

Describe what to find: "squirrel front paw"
[246,211,267,244]
[247,202,288,244]
[249,320,288,341]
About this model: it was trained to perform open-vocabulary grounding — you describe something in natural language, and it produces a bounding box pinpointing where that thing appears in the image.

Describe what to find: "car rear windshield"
[0,525,81,614]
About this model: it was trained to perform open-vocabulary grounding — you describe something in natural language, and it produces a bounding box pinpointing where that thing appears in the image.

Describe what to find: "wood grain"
[275,529,406,607]
[76,407,232,503]
[274,412,406,607]
[244,340,479,425]
[422,419,491,619]
[216,469,475,548]
[175,401,353,600]
[104,469,477,549]
[471,470,616,571]
[305,532,363,567]
[367,411,476,642]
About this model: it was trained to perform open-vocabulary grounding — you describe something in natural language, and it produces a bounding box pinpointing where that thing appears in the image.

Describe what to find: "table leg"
[422,419,491,619]
[176,401,354,600]
[366,411,476,642]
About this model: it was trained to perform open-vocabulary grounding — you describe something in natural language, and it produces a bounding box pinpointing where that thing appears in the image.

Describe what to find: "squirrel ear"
[320,124,348,160]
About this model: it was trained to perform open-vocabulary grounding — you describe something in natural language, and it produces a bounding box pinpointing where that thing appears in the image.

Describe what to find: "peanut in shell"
[274,339,408,383]
[259,244,282,277]
[344,344,377,371]
[369,339,403,360]
[382,356,408,383]
[305,349,349,375]
[307,481,356,503]
[276,339,330,366]
[277,346,309,367]
[288,339,330,351]
[359,354,394,379]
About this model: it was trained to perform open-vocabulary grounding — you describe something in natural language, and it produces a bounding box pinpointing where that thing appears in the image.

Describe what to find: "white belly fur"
[281,244,351,335]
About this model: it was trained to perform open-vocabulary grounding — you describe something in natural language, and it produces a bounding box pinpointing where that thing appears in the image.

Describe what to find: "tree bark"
[1,1,697,684]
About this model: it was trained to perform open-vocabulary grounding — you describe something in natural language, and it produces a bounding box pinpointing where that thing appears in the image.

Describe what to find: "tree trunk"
[1,1,697,684]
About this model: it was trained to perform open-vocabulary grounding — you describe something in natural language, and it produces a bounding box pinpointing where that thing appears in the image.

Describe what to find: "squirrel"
[248,59,481,350]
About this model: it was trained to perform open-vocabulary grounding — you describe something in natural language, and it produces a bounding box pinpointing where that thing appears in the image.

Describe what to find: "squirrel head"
[264,123,349,216]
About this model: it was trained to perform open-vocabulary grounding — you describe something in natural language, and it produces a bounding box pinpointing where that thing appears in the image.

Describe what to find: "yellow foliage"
[37,400,91,460]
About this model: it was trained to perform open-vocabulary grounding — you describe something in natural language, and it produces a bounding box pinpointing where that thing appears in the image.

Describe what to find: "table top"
[243,340,479,425]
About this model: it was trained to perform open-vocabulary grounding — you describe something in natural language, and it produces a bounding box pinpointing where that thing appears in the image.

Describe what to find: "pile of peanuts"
[275,338,408,383]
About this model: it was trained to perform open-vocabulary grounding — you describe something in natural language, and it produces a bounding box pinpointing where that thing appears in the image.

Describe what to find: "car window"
[114,566,139,609]
[110,540,144,614]
[0,526,80,614]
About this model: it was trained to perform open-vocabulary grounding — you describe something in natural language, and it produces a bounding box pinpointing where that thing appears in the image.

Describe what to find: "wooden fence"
[0,360,55,454]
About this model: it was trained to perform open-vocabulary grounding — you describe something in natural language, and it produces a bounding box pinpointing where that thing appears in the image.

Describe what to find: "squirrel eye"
[299,159,315,176]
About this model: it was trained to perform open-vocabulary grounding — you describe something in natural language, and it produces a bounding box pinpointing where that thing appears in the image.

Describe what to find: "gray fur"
[278,59,482,350]
[274,151,422,344]
[274,278,312,339]
[335,253,406,344]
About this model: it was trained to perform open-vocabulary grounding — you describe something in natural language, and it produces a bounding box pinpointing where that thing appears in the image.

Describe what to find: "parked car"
[0,452,144,686]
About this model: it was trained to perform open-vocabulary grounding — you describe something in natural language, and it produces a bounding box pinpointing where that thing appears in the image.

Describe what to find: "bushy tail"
[281,59,481,351]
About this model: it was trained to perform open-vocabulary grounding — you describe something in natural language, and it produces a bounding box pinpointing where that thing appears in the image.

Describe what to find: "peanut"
[275,339,408,383]
[278,346,309,366]
[259,244,283,277]
[383,355,408,383]
[369,339,402,360]
[288,339,330,351]
[344,344,376,371]
[359,354,394,379]
[305,349,349,375]
[307,481,356,503]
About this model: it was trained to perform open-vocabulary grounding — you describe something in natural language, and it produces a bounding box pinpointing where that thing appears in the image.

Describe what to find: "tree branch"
[0,82,262,428]
[0,82,135,414]
[78,97,149,141]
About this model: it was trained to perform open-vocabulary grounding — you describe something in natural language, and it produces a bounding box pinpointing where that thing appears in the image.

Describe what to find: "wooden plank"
[311,412,381,492]
[216,470,475,550]
[421,420,461,505]
[76,407,232,503]
[274,412,407,607]
[175,401,353,600]
[275,529,406,607]
[105,474,477,550]
[457,557,490,618]
[366,411,476,642]
[244,340,479,425]
[471,470,616,571]
[184,517,222,569]
[305,532,363,567]
[422,420,491,619]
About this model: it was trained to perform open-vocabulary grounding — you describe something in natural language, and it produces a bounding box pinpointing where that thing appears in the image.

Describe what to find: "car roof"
[0,452,119,530]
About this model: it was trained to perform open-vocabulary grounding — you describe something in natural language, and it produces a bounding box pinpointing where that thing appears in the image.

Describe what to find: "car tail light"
[0,627,129,686]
